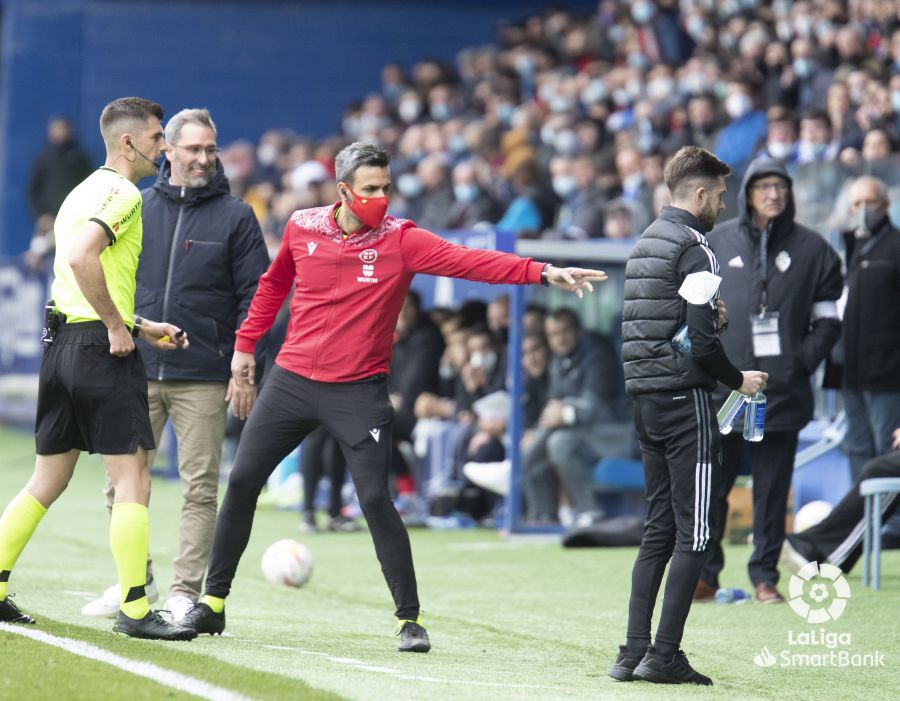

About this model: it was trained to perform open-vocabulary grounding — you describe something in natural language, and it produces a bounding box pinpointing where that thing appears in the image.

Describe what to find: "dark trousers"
[789,451,900,572]
[700,430,798,588]
[301,427,346,519]
[626,388,720,651]
[205,365,419,619]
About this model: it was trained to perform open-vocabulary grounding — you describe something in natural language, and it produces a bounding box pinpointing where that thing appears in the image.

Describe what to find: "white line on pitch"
[0,623,254,701]
[260,643,564,691]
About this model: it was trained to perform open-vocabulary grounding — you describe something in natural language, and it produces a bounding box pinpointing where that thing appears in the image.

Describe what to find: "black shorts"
[34,321,155,456]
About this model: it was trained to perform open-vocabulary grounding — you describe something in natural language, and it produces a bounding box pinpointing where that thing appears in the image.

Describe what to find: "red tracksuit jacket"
[234,203,545,382]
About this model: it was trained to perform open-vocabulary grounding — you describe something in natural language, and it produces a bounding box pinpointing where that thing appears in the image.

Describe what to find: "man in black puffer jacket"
[610,147,767,687]
[696,158,843,605]
[82,108,269,623]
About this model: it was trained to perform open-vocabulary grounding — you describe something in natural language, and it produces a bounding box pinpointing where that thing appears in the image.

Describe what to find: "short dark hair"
[334,142,390,185]
[800,109,832,131]
[99,97,163,144]
[547,307,581,331]
[664,146,731,200]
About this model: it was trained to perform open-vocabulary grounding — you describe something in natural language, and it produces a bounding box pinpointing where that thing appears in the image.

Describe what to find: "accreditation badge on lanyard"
[752,226,781,357]
[752,310,781,357]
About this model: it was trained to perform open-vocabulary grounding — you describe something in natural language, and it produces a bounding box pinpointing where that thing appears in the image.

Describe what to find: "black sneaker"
[608,645,646,681]
[112,609,196,641]
[396,620,430,653]
[633,647,713,686]
[0,595,35,625]
[327,515,362,533]
[180,602,225,636]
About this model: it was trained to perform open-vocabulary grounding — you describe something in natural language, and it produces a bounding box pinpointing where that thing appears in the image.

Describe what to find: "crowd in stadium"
[23,1,900,530]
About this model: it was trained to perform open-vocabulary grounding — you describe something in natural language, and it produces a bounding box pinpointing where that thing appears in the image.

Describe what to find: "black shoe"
[0,595,35,625]
[396,620,430,652]
[180,602,226,636]
[632,647,713,686]
[328,515,362,533]
[608,644,646,681]
[112,609,196,641]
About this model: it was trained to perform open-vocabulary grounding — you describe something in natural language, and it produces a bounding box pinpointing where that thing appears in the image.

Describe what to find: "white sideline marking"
[0,623,254,701]
[260,643,564,691]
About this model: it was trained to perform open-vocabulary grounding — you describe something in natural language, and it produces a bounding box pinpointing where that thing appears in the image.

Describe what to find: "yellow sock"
[109,503,150,619]
[201,594,225,613]
[0,491,47,600]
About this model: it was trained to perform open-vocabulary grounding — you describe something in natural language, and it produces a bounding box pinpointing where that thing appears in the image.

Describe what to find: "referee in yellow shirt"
[0,97,194,640]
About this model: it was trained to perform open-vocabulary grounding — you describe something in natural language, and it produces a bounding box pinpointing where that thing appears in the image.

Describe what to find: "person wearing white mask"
[754,106,798,164]
[714,80,768,178]
[447,160,501,230]
[546,155,606,240]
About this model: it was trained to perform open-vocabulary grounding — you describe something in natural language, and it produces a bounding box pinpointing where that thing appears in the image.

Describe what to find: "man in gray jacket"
[696,158,842,604]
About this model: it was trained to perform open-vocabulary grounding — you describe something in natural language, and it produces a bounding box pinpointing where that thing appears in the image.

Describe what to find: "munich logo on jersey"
[307,241,317,255]
[359,249,377,263]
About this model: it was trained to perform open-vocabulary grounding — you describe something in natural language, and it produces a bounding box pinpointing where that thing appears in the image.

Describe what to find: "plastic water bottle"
[671,324,691,352]
[715,588,751,604]
[717,390,746,434]
[743,390,767,442]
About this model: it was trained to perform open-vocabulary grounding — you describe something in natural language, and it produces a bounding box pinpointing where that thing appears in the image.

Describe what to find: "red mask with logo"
[345,187,389,229]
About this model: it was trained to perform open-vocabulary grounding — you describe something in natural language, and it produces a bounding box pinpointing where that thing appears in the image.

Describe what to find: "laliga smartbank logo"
[752,562,886,669]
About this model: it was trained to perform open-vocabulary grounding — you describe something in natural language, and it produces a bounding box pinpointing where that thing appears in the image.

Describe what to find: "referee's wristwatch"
[131,316,143,338]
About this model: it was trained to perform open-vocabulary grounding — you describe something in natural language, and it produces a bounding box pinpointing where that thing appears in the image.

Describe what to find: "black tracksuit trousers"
[205,365,419,619]
[788,451,900,572]
[700,430,799,588]
[625,388,720,652]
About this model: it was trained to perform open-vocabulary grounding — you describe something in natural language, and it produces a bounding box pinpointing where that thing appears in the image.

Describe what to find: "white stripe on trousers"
[826,492,898,566]
[692,389,712,551]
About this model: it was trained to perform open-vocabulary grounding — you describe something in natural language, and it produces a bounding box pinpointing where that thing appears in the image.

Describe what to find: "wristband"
[541,263,551,287]
[132,316,143,338]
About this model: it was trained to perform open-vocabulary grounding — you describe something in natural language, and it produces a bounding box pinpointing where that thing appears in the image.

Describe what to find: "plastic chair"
[861,477,900,590]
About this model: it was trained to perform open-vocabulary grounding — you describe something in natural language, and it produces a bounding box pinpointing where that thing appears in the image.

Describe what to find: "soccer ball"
[261,539,313,587]
[793,500,833,533]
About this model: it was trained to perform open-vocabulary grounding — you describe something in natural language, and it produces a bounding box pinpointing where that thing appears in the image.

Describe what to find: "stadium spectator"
[839,176,900,481]
[697,158,843,605]
[299,427,356,533]
[546,154,607,240]
[782,427,900,575]
[81,108,269,623]
[755,106,799,164]
[447,159,501,229]
[178,142,607,652]
[27,115,92,223]
[521,309,622,526]
[0,97,193,640]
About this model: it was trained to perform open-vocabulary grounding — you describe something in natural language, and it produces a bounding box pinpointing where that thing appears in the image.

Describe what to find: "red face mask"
[345,187,389,229]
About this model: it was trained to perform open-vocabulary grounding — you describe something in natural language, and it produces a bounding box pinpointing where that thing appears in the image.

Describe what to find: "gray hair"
[850,175,889,202]
[164,108,217,145]
[334,142,390,186]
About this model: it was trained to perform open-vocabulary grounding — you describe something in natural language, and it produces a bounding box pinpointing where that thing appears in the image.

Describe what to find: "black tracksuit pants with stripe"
[626,388,720,651]
[788,451,900,572]
[205,365,419,620]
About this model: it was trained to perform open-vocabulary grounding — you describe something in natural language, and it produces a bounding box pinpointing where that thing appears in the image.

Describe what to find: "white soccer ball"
[793,500,833,533]
[261,539,313,587]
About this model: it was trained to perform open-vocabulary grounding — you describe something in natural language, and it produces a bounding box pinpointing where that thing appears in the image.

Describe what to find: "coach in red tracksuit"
[180,142,606,651]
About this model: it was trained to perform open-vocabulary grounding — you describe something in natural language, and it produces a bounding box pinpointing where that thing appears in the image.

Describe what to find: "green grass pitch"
[0,424,897,700]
